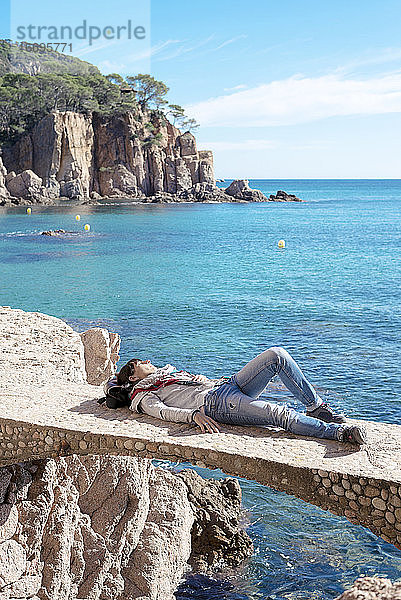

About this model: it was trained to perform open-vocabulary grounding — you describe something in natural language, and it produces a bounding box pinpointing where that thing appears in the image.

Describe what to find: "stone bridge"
[1,307,401,551]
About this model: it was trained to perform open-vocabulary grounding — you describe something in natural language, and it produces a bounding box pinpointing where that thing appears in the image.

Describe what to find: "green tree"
[126,74,169,110]
[105,73,125,86]
[166,103,199,132]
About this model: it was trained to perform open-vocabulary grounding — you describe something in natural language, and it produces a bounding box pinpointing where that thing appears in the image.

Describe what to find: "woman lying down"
[115,346,366,445]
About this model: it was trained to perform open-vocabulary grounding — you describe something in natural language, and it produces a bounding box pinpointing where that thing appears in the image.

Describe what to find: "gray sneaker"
[306,402,347,424]
[338,425,367,445]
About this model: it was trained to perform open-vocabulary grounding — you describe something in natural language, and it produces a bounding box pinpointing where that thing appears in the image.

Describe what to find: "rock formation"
[269,190,303,202]
[0,158,9,199]
[335,576,401,600]
[1,110,219,203]
[177,469,253,572]
[225,179,268,202]
[0,110,300,205]
[79,328,121,386]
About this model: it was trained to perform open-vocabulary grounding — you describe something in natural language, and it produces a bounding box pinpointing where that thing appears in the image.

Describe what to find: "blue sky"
[1,0,401,177]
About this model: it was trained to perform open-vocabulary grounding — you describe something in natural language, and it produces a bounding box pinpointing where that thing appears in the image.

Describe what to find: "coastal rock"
[0,456,194,600]
[1,109,265,204]
[59,179,84,199]
[177,469,253,571]
[0,455,252,599]
[0,158,9,199]
[269,190,303,202]
[79,327,121,385]
[335,576,401,599]
[177,131,197,157]
[5,170,44,202]
[1,109,269,204]
[40,229,67,236]
[225,179,268,202]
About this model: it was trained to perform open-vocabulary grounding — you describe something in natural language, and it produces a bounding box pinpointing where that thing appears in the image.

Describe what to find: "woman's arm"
[139,392,201,424]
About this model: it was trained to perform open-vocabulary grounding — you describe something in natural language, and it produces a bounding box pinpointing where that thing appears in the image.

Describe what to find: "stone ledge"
[1,307,401,550]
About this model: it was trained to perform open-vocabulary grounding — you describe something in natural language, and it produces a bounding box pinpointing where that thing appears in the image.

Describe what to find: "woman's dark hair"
[117,358,141,386]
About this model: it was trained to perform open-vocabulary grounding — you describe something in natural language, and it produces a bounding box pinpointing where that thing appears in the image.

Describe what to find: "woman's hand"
[193,412,222,433]
[193,374,209,384]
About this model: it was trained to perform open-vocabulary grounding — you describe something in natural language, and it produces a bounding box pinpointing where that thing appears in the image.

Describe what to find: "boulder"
[269,190,303,202]
[198,151,215,185]
[97,164,138,198]
[175,158,193,192]
[59,178,84,199]
[177,131,197,157]
[5,169,44,200]
[80,327,121,385]
[177,469,253,572]
[225,179,268,202]
[5,171,16,183]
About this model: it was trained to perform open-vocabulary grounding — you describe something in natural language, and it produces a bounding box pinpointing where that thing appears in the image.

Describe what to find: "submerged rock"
[40,229,67,236]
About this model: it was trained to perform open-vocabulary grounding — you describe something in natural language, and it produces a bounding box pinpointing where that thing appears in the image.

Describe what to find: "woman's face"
[130,359,158,381]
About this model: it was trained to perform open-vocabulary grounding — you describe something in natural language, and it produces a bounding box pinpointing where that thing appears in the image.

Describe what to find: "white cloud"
[97,59,128,72]
[336,47,401,74]
[186,72,401,127]
[223,84,247,92]
[212,35,247,51]
[154,35,215,62]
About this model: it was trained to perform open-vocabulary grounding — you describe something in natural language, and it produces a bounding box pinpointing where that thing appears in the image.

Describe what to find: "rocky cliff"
[0,110,216,203]
[0,109,269,204]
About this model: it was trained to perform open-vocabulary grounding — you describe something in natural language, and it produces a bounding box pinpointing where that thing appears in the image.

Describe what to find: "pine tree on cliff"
[124,74,169,110]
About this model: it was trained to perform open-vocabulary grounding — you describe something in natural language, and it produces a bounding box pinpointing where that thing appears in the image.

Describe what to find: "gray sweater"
[130,380,217,423]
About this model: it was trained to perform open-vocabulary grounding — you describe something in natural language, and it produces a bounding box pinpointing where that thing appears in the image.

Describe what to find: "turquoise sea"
[1,179,401,598]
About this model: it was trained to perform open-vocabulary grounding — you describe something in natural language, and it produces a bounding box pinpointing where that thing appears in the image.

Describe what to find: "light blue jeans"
[204,347,341,440]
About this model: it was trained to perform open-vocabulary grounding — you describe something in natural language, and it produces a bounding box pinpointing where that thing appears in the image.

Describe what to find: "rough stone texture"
[1,307,401,552]
[79,328,120,386]
[0,456,194,600]
[0,158,9,199]
[2,110,222,202]
[5,170,48,203]
[3,112,94,200]
[269,190,303,202]
[0,111,267,205]
[0,455,251,600]
[177,469,253,571]
[335,576,401,599]
[224,179,268,202]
